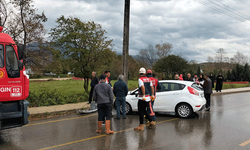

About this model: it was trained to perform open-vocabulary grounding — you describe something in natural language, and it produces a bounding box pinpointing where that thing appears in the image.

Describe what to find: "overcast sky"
[33,0,250,63]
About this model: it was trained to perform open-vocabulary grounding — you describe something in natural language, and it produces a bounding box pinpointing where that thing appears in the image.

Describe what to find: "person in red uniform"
[146,70,161,123]
[134,68,155,131]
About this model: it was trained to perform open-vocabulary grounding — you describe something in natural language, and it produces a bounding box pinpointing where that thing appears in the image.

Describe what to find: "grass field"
[29,80,250,96]
[29,79,138,96]
[215,83,250,90]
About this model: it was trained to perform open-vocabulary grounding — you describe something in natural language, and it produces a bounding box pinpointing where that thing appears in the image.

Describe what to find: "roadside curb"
[29,109,79,121]
[212,88,250,95]
[28,102,90,121]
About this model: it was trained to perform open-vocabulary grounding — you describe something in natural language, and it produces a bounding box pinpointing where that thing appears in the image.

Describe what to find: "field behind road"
[30,79,138,96]
[30,79,250,95]
[28,79,138,107]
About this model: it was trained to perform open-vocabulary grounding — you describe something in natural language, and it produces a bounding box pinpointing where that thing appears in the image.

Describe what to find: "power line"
[235,0,250,7]
[207,0,250,20]
[194,0,250,24]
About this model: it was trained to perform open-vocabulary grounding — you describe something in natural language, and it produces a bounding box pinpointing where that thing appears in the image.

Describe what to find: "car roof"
[159,80,194,85]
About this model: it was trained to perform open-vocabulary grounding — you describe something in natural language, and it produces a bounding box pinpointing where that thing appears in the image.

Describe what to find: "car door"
[127,88,139,110]
[155,82,184,112]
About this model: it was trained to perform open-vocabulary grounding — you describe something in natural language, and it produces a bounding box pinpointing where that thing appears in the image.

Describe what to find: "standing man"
[93,74,114,135]
[215,73,224,92]
[104,70,112,88]
[113,74,128,119]
[88,71,99,104]
[134,68,155,131]
[185,73,193,81]
[146,70,161,123]
[198,74,212,111]
[103,70,113,124]
[209,73,215,89]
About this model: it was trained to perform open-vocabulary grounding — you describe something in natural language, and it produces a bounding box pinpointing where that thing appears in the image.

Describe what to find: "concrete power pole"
[122,0,130,84]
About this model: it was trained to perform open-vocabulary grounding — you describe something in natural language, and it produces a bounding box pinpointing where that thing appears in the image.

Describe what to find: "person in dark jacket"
[93,74,114,135]
[198,74,212,111]
[209,73,215,89]
[215,73,224,92]
[185,73,193,81]
[88,71,99,104]
[113,74,128,119]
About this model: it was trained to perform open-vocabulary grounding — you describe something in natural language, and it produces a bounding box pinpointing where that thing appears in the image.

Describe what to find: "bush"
[27,88,88,107]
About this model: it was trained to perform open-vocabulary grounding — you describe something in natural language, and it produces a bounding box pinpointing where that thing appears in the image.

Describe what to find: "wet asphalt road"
[1,92,250,150]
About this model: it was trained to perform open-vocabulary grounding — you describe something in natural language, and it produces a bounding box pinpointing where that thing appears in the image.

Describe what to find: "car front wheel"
[176,103,193,118]
[120,102,132,114]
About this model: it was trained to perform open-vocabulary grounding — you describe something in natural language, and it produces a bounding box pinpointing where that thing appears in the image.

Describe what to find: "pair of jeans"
[116,97,126,118]
[138,100,152,124]
[205,94,211,108]
[97,103,112,121]
[147,100,156,121]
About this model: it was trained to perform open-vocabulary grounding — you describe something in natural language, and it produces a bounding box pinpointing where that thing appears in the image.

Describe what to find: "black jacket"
[90,76,99,88]
[201,78,212,94]
[113,79,128,97]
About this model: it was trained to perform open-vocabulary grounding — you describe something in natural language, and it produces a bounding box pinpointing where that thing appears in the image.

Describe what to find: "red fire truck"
[0,23,29,129]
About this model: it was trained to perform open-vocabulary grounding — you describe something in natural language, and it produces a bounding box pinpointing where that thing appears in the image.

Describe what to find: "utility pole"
[122,0,130,84]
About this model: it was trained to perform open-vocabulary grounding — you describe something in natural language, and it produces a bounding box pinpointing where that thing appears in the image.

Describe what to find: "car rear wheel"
[120,102,132,114]
[176,103,193,118]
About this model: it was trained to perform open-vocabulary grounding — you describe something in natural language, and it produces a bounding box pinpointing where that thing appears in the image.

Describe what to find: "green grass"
[30,80,250,96]
[30,79,138,96]
[30,80,86,96]
[214,83,250,90]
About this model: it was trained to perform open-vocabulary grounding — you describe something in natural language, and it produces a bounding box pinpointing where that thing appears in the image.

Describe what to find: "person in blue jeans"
[113,74,128,119]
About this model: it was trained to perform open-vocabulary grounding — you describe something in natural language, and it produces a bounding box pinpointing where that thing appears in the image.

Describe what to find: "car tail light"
[188,86,199,96]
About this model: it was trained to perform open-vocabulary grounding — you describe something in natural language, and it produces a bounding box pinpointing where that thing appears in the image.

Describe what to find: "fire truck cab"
[0,25,29,130]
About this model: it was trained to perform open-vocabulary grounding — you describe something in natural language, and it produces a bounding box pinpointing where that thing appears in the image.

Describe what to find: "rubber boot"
[148,121,155,129]
[134,124,144,131]
[96,121,102,133]
[105,120,114,135]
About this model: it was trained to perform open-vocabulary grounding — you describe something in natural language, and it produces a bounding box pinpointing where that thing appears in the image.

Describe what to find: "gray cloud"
[34,0,250,62]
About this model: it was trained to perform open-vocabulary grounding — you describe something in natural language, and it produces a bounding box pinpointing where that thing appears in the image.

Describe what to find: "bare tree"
[155,43,172,59]
[207,56,214,63]
[230,57,236,64]
[215,48,227,70]
[233,51,248,65]
[0,0,11,26]
[137,44,158,68]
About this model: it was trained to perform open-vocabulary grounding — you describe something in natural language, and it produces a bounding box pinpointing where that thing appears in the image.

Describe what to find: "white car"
[118,80,206,118]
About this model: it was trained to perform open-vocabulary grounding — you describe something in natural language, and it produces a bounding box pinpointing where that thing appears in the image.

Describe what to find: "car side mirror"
[17,45,24,60]
[18,60,23,70]
[135,93,138,97]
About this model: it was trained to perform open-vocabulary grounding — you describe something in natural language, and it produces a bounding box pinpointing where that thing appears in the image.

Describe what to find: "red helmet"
[147,70,152,74]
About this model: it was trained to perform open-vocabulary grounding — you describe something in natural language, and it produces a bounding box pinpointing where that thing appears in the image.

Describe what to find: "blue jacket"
[113,79,128,97]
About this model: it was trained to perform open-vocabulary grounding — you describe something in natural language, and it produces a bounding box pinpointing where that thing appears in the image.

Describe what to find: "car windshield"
[191,83,203,91]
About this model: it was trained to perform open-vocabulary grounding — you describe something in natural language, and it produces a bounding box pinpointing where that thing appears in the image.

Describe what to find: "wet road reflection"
[1,92,250,150]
